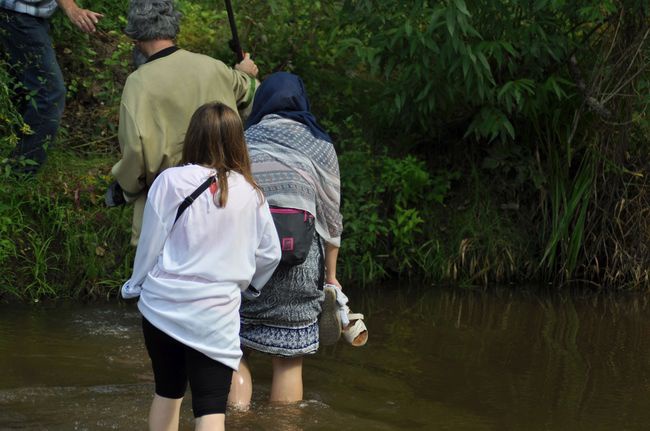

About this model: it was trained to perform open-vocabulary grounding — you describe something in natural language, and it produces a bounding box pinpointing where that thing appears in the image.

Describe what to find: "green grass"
[0,150,134,301]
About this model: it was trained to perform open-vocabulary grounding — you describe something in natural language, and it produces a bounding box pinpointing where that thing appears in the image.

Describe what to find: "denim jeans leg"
[0,9,66,172]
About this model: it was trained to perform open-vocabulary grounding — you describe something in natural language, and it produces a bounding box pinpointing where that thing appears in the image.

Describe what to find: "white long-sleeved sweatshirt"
[122,164,281,370]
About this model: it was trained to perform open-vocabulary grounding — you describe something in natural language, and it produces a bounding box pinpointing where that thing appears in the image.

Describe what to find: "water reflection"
[1,287,649,430]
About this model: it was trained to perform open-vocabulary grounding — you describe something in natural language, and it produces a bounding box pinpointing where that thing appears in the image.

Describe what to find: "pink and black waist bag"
[269,206,315,266]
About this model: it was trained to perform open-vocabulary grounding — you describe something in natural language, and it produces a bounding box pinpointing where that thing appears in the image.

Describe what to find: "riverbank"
[1,0,649,301]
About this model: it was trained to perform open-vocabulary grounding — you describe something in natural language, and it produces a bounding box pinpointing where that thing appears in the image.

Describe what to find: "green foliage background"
[1,0,649,300]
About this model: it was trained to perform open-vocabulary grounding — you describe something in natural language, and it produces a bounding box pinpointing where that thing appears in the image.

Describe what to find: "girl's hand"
[326,278,342,290]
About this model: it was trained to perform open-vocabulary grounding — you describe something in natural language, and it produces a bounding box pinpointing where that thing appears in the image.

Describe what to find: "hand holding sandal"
[319,284,368,347]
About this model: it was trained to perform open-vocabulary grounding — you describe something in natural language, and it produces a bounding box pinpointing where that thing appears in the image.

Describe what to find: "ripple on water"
[72,308,141,339]
[0,384,150,430]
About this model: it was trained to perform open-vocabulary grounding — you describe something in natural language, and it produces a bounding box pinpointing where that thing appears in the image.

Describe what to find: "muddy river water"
[1,286,649,430]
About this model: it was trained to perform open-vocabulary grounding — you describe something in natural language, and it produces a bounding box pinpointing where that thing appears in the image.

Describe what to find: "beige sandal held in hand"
[342,311,368,347]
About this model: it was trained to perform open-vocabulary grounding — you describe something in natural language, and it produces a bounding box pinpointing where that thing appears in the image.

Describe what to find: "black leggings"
[142,317,233,417]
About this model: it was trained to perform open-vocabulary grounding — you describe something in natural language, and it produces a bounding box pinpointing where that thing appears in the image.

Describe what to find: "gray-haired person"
[109,0,259,246]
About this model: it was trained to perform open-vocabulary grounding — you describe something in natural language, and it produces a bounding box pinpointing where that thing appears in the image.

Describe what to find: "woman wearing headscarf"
[228,72,344,407]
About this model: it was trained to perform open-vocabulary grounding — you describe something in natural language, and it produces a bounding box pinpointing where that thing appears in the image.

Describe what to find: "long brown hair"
[181,102,261,207]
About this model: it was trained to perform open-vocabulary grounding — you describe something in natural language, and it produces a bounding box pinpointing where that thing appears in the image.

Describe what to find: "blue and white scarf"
[246,115,342,246]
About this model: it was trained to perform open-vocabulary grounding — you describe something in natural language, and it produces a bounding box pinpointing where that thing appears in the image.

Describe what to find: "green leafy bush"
[1,0,649,299]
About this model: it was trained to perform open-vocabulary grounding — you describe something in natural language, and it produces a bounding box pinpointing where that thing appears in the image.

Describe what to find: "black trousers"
[142,317,233,417]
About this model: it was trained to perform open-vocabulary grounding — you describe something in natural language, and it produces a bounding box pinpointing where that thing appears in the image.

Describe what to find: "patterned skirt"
[240,234,324,356]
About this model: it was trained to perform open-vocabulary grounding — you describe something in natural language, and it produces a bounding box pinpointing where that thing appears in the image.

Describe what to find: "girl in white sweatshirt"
[121,102,281,431]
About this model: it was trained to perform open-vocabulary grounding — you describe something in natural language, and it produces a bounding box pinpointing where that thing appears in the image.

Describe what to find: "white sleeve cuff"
[121,279,142,299]
[242,285,261,300]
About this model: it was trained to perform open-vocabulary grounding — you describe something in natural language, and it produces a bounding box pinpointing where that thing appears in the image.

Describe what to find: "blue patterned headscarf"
[245,72,332,143]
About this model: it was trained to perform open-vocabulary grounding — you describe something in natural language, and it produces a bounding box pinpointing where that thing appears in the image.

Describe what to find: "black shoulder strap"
[174,176,216,223]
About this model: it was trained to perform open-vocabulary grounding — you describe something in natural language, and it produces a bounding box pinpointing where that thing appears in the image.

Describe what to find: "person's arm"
[248,201,281,295]
[129,200,167,286]
[56,0,103,34]
[112,99,147,202]
[121,189,169,298]
[325,242,341,289]
[231,53,259,111]
[234,52,258,77]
